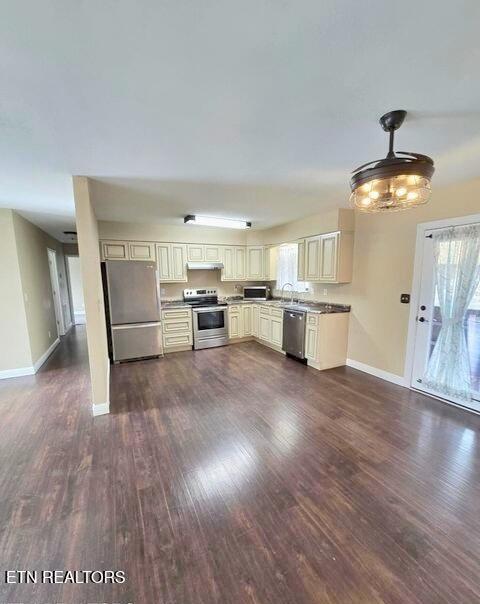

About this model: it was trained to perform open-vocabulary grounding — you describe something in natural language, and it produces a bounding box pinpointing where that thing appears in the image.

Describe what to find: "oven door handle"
[193,307,226,313]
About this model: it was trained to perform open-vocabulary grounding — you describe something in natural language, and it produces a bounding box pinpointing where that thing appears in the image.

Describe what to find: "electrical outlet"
[48,331,51,338]
[160,288,166,295]
[24,292,28,302]
[323,289,328,296]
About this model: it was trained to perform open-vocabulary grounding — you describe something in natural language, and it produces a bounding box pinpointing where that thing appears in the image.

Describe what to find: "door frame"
[404,212,480,411]
[47,248,66,336]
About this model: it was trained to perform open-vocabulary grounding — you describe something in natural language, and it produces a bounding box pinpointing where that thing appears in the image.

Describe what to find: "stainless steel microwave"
[243,285,271,301]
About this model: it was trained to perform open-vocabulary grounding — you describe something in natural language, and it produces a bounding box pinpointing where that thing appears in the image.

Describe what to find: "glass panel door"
[411,225,480,412]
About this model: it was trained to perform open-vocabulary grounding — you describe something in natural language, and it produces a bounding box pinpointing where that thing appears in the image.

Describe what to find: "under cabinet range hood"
[187,261,224,270]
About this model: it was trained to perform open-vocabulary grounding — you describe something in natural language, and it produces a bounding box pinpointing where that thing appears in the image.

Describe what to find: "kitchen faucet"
[281,282,295,305]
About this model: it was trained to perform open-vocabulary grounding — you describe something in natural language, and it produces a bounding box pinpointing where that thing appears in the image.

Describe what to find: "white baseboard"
[0,366,35,380]
[33,338,60,372]
[92,402,110,416]
[346,358,408,387]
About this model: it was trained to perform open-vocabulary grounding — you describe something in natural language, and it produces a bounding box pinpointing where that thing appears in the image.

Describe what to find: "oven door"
[193,307,227,340]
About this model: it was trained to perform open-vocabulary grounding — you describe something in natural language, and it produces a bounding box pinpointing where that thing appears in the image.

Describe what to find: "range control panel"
[184,288,217,298]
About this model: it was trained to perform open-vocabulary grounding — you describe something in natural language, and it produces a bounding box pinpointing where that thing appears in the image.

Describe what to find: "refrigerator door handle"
[112,322,161,330]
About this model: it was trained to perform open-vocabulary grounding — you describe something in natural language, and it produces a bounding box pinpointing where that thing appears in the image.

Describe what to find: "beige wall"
[99,220,248,245]
[0,210,32,372]
[73,176,110,411]
[12,212,71,364]
[247,208,354,245]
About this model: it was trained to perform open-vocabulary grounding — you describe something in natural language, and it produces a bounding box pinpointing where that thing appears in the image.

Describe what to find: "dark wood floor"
[1,326,480,603]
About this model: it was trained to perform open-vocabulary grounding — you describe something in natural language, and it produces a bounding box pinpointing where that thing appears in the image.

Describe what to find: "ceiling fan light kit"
[350,110,435,213]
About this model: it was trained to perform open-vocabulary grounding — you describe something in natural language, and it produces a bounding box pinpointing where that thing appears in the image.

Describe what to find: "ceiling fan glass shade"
[349,110,434,213]
[350,173,432,213]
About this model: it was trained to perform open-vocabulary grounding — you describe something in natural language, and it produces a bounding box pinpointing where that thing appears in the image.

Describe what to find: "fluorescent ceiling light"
[184,215,252,229]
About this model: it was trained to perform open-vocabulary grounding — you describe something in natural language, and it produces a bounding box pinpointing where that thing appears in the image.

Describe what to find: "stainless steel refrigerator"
[105,260,162,362]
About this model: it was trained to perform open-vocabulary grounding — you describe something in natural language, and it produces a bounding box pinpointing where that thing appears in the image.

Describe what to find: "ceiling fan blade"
[351,159,384,173]
[397,151,434,163]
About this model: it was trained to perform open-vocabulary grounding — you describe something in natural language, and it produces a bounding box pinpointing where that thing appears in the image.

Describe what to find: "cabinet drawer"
[307,314,319,325]
[163,333,192,347]
[162,320,192,333]
[271,308,284,318]
[229,305,240,313]
[162,309,191,320]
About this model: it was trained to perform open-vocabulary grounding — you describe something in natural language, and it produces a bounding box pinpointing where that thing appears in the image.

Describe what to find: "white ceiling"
[1,1,480,240]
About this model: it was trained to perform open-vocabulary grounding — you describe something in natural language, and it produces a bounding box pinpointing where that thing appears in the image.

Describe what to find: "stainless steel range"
[183,288,228,350]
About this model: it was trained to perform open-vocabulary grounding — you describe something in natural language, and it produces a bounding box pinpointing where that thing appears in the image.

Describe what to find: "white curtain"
[424,223,480,401]
[276,244,307,292]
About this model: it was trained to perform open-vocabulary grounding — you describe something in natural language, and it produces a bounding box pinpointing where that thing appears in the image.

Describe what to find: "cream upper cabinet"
[222,247,235,280]
[171,244,187,281]
[305,236,321,281]
[186,244,222,263]
[222,246,246,281]
[128,242,155,261]
[204,245,222,262]
[156,243,187,282]
[235,247,246,280]
[101,240,129,261]
[302,232,353,283]
[187,244,204,262]
[246,246,265,280]
[319,233,338,281]
[297,240,305,281]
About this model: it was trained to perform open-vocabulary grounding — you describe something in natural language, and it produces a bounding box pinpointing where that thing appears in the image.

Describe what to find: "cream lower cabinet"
[156,243,187,282]
[228,304,253,339]
[305,312,349,369]
[258,306,283,348]
[252,304,260,337]
[161,307,193,351]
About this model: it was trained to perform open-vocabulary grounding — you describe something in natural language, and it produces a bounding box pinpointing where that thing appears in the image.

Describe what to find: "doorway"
[409,218,480,413]
[47,248,66,337]
[66,256,86,325]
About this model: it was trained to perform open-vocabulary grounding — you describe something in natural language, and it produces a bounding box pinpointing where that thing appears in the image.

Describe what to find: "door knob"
[418,317,428,323]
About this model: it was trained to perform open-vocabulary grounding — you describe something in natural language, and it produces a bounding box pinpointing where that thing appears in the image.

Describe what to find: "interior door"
[411,229,480,411]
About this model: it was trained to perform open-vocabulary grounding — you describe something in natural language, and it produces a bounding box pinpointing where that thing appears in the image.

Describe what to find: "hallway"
[1,327,480,603]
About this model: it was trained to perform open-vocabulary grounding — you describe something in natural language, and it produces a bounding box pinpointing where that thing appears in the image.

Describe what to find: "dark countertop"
[161,298,350,314]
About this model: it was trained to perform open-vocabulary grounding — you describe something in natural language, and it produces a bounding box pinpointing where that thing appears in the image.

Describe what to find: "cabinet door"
[305,324,318,361]
[243,305,252,336]
[270,317,283,346]
[222,247,235,280]
[102,241,129,260]
[259,314,271,341]
[297,240,306,281]
[129,242,155,261]
[229,309,241,338]
[305,236,320,281]
[319,233,338,281]
[246,246,264,280]
[235,247,246,280]
[156,244,172,281]
[204,245,222,262]
[171,244,187,281]
[252,305,259,337]
[187,244,204,262]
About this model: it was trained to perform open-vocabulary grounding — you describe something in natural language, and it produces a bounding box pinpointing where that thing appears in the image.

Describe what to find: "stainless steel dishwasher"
[282,309,307,361]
